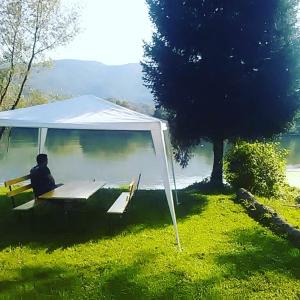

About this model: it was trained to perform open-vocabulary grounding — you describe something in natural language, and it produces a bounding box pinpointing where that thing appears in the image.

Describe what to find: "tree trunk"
[210,137,224,186]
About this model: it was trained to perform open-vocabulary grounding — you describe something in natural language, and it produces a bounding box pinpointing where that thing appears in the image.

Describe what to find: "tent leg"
[38,128,48,154]
[151,126,181,250]
[164,129,179,205]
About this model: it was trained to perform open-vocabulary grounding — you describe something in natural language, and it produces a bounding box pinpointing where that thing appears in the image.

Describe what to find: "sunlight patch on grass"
[258,195,300,229]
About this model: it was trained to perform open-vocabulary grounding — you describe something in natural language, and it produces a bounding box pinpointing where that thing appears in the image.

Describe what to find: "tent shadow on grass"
[0,189,208,250]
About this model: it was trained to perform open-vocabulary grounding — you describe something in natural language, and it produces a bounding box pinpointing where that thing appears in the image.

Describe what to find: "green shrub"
[224,141,288,197]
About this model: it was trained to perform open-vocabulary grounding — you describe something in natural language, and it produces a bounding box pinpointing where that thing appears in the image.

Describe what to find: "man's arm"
[45,167,56,187]
[49,174,55,187]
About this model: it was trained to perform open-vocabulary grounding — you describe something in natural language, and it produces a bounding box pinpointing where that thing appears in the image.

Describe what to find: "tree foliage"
[225,141,288,197]
[0,0,79,111]
[143,0,300,185]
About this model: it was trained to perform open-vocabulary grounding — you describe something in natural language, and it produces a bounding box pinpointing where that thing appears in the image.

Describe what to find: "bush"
[224,141,288,197]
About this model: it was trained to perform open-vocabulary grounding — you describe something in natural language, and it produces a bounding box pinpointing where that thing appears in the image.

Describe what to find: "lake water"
[1,128,300,189]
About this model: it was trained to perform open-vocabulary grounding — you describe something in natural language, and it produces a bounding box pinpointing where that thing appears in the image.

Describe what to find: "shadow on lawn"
[216,228,300,280]
[1,230,299,299]
[99,250,223,299]
[0,265,80,299]
[0,250,223,299]
[0,189,208,250]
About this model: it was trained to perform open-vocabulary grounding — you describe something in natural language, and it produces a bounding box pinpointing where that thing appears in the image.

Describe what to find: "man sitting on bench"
[30,154,56,197]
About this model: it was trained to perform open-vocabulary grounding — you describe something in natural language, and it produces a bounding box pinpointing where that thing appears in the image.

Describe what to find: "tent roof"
[0,95,166,131]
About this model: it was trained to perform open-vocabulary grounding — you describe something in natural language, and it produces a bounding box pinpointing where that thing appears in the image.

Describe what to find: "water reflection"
[4,129,300,188]
[78,130,153,159]
[46,130,81,155]
[280,135,300,167]
[0,128,214,188]
[11,128,37,144]
[0,128,38,180]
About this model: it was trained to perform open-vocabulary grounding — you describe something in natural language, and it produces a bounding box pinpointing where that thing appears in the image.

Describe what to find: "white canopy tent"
[0,95,180,246]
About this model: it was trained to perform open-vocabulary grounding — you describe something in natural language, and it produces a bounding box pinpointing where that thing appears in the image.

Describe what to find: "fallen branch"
[236,188,300,248]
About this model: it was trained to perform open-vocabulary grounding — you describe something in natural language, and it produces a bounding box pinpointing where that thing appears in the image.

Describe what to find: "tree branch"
[10,0,42,110]
[0,29,18,106]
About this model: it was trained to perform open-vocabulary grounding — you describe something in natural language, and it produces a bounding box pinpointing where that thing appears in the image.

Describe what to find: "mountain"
[27,59,154,105]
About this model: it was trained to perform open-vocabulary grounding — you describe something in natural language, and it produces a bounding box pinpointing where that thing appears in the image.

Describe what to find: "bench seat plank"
[7,184,32,197]
[107,192,130,214]
[13,199,39,211]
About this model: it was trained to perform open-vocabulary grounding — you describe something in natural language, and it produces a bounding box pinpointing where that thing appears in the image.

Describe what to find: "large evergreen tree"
[143,0,300,186]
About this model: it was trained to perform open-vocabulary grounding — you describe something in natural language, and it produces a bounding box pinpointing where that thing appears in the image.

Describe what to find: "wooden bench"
[107,174,141,214]
[4,174,40,211]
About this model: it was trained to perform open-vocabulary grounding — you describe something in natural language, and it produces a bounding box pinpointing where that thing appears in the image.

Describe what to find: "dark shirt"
[30,165,55,197]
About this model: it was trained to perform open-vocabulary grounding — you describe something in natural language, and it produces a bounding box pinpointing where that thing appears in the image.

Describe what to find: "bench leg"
[55,201,67,229]
[11,196,16,208]
[14,209,36,231]
[107,214,123,235]
[62,201,71,230]
[29,208,35,230]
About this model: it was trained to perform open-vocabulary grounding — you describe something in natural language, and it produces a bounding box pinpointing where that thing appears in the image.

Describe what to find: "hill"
[28,59,153,105]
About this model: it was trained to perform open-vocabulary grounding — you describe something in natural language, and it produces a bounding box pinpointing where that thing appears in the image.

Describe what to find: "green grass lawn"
[258,194,300,230]
[0,187,299,299]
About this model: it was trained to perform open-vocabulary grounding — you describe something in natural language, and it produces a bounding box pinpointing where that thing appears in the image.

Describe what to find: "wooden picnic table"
[39,181,106,201]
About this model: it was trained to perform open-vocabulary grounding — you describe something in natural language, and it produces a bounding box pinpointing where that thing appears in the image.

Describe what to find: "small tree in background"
[0,0,80,111]
[143,0,300,187]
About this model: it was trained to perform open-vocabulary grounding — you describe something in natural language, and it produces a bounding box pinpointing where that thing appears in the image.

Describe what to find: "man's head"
[36,153,48,166]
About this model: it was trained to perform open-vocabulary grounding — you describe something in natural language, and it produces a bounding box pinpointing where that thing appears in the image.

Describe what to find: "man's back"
[30,165,55,197]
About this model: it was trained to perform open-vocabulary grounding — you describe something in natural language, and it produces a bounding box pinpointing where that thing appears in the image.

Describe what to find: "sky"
[52,0,153,65]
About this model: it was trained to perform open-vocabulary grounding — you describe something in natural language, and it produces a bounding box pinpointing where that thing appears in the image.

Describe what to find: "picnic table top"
[38,181,106,200]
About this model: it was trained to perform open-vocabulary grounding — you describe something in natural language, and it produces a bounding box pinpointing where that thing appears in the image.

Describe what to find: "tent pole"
[38,128,48,154]
[0,127,12,154]
[164,129,179,205]
[151,125,181,250]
